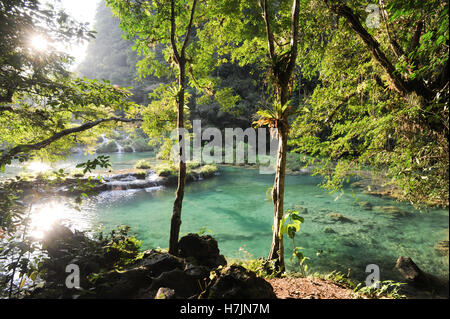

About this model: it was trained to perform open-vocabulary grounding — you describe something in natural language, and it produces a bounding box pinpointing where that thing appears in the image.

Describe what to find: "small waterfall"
[115,141,124,153]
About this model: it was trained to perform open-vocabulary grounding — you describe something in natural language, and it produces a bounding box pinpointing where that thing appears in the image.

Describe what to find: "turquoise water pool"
[90,164,448,283]
[5,153,448,283]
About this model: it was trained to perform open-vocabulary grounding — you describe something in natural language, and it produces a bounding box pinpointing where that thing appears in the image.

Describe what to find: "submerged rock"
[323,227,337,234]
[326,213,354,223]
[435,240,449,257]
[373,206,409,217]
[359,201,373,210]
[200,265,276,299]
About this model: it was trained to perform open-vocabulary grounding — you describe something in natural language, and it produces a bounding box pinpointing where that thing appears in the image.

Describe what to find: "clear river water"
[3,152,449,283]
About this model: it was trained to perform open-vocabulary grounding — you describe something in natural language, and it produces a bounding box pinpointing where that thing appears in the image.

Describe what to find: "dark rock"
[178,234,227,269]
[200,265,276,299]
[93,266,153,298]
[138,250,185,277]
[395,257,428,286]
[146,268,205,299]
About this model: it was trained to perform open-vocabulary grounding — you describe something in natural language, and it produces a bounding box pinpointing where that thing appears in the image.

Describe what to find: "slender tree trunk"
[169,59,187,256]
[268,124,288,272]
[268,85,290,273]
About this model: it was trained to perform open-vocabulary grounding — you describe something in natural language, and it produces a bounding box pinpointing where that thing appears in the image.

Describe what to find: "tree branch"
[287,0,301,76]
[181,0,198,56]
[0,117,142,167]
[379,0,404,59]
[259,0,276,62]
[324,0,434,101]
[170,0,181,65]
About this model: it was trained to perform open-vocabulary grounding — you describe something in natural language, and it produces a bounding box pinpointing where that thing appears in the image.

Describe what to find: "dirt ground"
[268,276,357,299]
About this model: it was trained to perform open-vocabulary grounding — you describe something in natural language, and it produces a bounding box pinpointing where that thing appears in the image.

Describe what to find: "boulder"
[146,268,205,299]
[178,234,227,269]
[139,250,185,277]
[93,266,153,299]
[200,265,276,299]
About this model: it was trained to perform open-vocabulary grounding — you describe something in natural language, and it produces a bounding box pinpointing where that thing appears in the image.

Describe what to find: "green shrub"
[154,163,177,177]
[135,160,152,169]
[197,164,218,176]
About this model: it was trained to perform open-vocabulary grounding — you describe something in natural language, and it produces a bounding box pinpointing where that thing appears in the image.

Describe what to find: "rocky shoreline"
[1,165,219,198]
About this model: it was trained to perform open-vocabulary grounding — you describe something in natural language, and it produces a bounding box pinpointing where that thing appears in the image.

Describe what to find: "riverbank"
[0,163,219,198]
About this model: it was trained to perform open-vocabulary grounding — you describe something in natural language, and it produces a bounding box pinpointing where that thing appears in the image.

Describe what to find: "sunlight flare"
[26,161,51,173]
[30,35,48,52]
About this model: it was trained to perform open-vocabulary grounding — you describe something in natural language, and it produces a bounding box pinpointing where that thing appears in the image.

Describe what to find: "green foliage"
[280,210,309,276]
[100,225,142,268]
[323,270,356,290]
[75,155,111,174]
[229,245,280,279]
[134,160,151,170]
[197,164,218,176]
[195,226,213,236]
[354,280,406,299]
[291,0,449,207]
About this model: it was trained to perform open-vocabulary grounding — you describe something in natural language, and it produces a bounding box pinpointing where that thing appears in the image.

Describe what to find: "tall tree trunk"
[268,123,288,272]
[268,84,290,272]
[168,59,187,256]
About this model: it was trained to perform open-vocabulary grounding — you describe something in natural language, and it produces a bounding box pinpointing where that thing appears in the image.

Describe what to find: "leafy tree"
[292,0,449,207]
[199,0,302,272]
[0,0,143,170]
[107,0,207,255]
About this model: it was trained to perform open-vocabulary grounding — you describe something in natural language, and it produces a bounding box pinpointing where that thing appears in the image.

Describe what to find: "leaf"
[19,278,26,290]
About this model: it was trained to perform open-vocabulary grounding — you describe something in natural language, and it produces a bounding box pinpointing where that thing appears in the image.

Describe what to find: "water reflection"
[29,200,95,239]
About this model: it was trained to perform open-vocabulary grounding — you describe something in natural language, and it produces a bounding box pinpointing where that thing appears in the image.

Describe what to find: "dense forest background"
[76,1,309,130]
